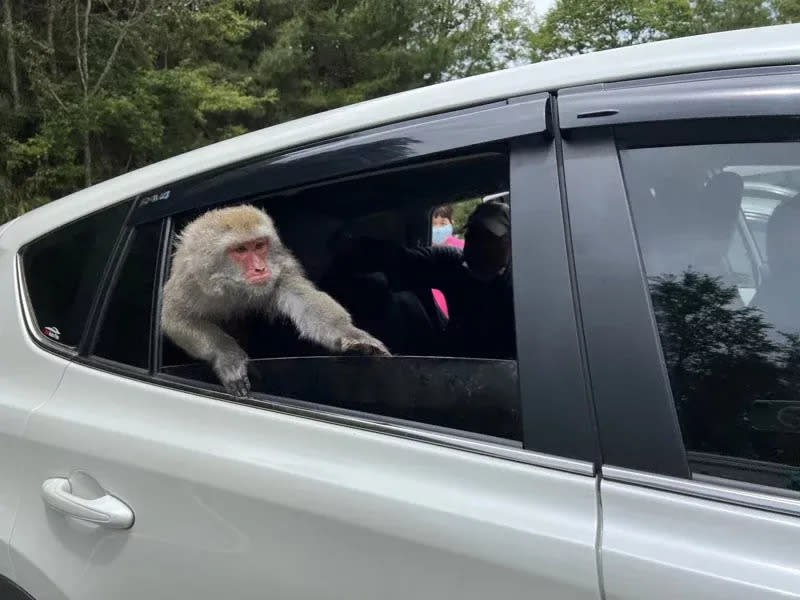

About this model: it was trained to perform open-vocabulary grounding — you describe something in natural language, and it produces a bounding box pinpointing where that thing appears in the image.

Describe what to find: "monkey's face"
[227,237,272,285]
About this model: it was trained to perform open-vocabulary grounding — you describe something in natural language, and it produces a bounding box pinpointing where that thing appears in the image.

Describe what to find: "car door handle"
[41,477,134,529]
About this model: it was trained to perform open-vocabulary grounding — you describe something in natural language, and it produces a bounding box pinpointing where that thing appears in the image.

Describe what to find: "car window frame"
[128,96,549,227]
[15,200,136,359]
[32,94,599,476]
[85,218,170,371]
[559,64,800,513]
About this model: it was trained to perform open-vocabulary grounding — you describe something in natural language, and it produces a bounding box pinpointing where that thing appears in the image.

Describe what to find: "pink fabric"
[432,236,465,317]
[445,236,465,249]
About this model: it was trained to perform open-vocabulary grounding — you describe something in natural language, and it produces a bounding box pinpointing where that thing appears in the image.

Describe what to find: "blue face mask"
[432,224,453,244]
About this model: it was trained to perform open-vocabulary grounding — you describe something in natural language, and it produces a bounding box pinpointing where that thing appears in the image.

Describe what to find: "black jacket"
[349,240,515,360]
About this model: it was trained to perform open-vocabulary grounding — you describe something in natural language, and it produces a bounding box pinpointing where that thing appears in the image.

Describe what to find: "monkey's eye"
[254,241,266,250]
[234,245,248,254]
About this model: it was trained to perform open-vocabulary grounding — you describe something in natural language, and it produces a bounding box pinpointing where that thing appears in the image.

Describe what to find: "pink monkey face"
[227,237,271,285]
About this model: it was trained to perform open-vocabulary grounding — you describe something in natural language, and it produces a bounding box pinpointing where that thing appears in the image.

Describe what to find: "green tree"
[0,0,527,220]
[774,0,800,22]
[249,0,525,124]
[527,0,787,61]
[528,0,695,59]
[1,0,271,215]
[693,0,774,33]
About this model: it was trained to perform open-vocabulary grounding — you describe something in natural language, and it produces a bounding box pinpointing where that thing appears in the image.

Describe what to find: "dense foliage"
[1,0,796,220]
[528,0,798,60]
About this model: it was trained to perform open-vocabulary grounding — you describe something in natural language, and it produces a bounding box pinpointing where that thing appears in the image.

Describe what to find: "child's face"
[432,215,451,227]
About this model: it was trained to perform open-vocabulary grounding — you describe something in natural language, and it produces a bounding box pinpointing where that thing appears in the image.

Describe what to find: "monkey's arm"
[162,314,252,397]
[273,272,391,356]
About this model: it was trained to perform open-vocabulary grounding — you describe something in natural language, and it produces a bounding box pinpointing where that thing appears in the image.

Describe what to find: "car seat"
[751,199,800,335]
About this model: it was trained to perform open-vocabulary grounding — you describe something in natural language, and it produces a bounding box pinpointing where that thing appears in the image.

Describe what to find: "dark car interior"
[158,150,522,441]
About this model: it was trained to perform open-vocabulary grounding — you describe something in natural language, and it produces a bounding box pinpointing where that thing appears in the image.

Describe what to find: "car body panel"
[601,479,800,600]
[0,246,71,583]
[10,363,600,600]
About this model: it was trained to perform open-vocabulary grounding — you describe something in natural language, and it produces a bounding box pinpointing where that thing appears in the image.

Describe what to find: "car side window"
[22,202,130,348]
[158,151,523,441]
[620,141,800,492]
[93,222,162,369]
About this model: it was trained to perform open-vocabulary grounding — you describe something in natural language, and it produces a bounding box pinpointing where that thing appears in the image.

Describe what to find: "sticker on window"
[43,326,61,341]
[140,190,170,207]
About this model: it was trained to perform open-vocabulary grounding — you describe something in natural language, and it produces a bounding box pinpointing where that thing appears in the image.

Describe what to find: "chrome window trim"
[603,465,800,517]
[260,396,598,476]
[693,473,800,502]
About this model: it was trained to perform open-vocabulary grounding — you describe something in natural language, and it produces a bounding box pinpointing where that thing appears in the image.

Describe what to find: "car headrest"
[766,199,800,274]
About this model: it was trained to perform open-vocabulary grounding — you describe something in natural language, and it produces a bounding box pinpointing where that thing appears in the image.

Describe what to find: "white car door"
[11,364,599,600]
[560,66,800,600]
[7,100,603,600]
[0,204,131,593]
[0,252,66,588]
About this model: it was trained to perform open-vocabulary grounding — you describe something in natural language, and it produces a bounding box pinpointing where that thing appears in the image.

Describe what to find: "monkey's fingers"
[236,374,251,398]
[348,339,391,357]
[222,373,251,398]
[368,342,391,357]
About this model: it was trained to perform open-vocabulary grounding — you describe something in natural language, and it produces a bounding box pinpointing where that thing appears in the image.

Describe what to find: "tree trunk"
[83,125,92,187]
[47,0,56,75]
[2,0,20,112]
[74,0,91,186]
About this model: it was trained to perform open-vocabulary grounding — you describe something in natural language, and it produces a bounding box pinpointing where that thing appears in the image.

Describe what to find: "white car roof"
[8,23,800,241]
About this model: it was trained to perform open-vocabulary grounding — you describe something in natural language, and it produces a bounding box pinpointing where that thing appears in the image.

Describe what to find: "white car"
[3,23,800,600]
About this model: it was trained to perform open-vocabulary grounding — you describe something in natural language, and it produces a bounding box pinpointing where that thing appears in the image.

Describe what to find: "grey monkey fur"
[161,204,390,397]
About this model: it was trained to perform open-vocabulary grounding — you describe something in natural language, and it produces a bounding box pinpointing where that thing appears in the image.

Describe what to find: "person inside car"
[431,204,465,317]
[339,200,515,359]
[432,205,465,248]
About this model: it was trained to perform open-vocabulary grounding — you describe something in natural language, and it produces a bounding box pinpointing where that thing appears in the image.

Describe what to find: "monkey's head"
[176,204,284,295]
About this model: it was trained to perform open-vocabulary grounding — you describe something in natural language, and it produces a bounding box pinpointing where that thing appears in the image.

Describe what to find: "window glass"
[621,142,800,492]
[22,202,130,347]
[726,225,757,305]
[160,152,522,441]
[94,222,162,368]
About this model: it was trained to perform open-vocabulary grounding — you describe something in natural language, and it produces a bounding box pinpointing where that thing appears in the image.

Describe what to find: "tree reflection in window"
[649,270,800,489]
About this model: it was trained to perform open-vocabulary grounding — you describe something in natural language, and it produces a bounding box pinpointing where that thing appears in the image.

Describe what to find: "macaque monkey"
[161,204,390,396]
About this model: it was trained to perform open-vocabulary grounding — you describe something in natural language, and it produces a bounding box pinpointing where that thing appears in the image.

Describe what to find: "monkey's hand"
[341,327,391,357]
[213,351,251,398]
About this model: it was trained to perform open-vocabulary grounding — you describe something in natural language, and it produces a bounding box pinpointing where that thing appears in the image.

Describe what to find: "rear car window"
[620,141,800,492]
[22,202,130,347]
